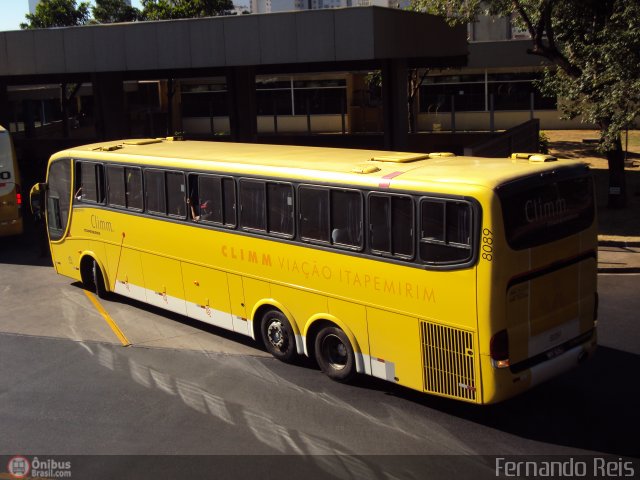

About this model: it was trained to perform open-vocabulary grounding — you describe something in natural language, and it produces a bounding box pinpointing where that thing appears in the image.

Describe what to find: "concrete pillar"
[226,67,257,143]
[92,73,127,140]
[0,82,9,129]
[382,59,408,151]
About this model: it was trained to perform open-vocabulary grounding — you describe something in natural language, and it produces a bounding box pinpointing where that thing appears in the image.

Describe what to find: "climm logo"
[91,214,113,232]
[525,197,567,223]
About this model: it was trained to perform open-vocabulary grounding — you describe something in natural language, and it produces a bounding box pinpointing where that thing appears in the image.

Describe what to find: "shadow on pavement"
[358,346,640,457]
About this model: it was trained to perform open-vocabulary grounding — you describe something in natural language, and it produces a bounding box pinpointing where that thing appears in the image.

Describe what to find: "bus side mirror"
[29,182,46,218]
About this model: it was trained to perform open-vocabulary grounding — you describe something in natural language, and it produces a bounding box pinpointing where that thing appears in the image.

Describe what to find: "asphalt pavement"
[597,240,640,273]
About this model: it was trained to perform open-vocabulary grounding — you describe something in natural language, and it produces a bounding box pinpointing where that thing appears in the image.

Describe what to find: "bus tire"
[314,326,356,383]
[260,310,296,363]
[92,259,109,299]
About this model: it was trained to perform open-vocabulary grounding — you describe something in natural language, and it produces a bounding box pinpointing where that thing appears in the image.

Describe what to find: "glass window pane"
[125,168,143,211]
[145,170,166,214]
[331,190,361,247]
[447,202,471,245]
[369,194,390,253]
[420,242,470,263]
[222,178,236,227]
[240,180,265,231]
[392,196,414,256]
[166,172,186,217]
[80,163,98,202]
[421,201,444,241]
[267,183,294,236]
[107,166,125,208]
[47,159,71,240]
[198,175,223,224]
[299,187,329,242]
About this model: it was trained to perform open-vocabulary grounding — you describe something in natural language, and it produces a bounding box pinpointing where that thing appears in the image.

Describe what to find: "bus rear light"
[490,329,510,368]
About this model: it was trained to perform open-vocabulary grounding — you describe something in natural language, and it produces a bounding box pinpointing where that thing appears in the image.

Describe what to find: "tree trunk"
[606,134,627,209]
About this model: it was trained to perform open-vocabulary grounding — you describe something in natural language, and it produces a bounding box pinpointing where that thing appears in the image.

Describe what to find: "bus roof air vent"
[511,153,557,162]
[94,144,123,152]
[123,139,163,146]
[370,153,429,163]
[427,152,456,158]
[352,164,381,174]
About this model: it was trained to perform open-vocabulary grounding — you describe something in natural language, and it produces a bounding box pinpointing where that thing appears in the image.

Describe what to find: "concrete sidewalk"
[598,241,640,273]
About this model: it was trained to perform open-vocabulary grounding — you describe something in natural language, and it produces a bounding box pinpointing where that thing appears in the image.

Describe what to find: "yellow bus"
[0,125,24,237]
[35,138,598,404]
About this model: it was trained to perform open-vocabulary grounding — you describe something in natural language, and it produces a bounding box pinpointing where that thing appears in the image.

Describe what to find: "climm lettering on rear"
[524,197,567,223]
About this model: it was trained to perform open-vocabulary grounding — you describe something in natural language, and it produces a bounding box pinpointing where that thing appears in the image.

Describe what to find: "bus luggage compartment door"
[141,253,187,316]
[507,256,596,364]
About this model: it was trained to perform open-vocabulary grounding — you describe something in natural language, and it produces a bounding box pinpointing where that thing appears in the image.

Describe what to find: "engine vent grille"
[420,321,477,402]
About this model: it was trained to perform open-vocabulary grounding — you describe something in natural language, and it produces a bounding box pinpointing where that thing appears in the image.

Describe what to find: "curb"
[598,240,640,248]
[598,267,640,274]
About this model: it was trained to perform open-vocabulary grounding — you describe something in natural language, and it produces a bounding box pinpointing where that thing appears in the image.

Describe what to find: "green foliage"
[411,0,640,153]
[93,0,142,23]
[539,130,549,154]
[140,0,234,20]
[21,0,90,29]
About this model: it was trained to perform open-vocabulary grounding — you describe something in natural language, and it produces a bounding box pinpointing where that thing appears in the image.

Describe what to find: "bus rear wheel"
[260,310,296,363]
[314,326,355,382]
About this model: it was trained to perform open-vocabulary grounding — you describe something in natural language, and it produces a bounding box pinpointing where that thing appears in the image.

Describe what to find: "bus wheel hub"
[267,322,285,348]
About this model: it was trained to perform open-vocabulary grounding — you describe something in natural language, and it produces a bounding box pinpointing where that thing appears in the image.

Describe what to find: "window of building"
[181,82,229,117]
[420,72,556,112]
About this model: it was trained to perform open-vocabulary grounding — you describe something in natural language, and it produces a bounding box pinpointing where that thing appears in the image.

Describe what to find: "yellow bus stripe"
[83,290,131,347]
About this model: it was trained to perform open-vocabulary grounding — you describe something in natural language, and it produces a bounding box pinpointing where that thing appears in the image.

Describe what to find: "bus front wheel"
[92,259,109,299]
[314,326,355,383]
[260,310,296,363]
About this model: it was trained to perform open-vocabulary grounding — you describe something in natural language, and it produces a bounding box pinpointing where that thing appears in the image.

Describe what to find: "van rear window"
[498,170,594,250]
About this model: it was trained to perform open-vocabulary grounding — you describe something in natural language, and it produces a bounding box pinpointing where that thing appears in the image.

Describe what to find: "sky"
[0,0,144,32]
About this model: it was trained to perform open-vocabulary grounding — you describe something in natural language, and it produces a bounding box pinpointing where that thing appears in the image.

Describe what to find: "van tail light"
[490,329,510,368]
[16,184,22,205]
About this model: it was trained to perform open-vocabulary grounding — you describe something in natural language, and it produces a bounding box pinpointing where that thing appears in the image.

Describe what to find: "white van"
[0,125,23,237]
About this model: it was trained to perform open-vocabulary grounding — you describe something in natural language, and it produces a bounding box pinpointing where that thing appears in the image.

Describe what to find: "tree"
[140,0,234,20]
[21,0,91,29]
[411,0,640,208]
[93,0,142,23]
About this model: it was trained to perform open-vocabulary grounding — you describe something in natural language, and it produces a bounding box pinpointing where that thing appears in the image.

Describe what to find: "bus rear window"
[498,172,594,250]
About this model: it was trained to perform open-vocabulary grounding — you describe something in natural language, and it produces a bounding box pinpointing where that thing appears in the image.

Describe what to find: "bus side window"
[76,161,104,203]
[299,186,329,243]
[106,165,126,208]
[197,175,223,223]
[145,169,166,215]
[267,182,294,237]
[419,199,472,264]
[369,193,414,259]
[166,171,186,218]
[125,167,143,211]
[330,189,362,249]
[392,195,414,258]
[369,194,391,253]
[239,179,266,232]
